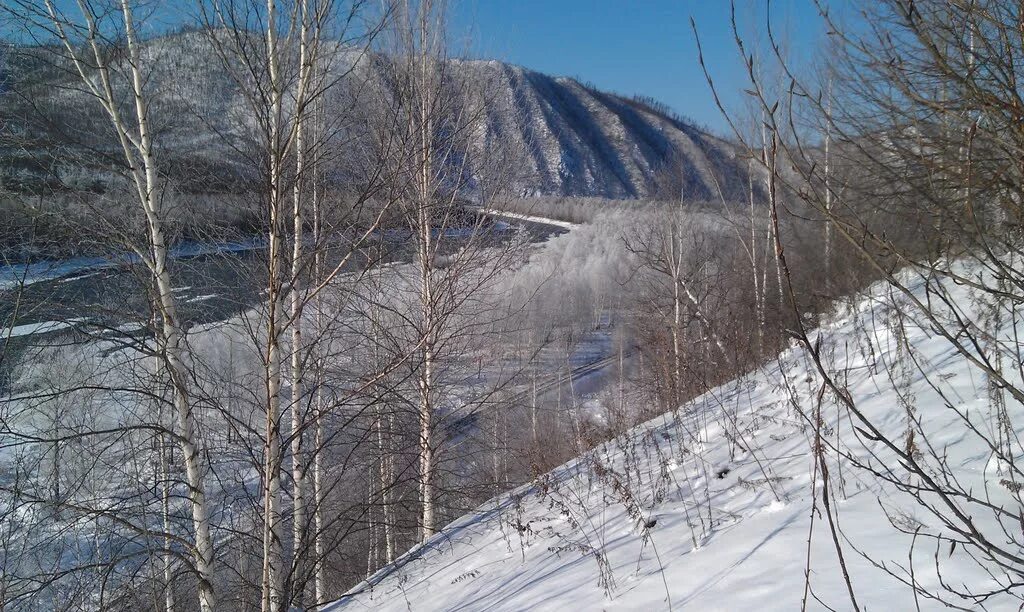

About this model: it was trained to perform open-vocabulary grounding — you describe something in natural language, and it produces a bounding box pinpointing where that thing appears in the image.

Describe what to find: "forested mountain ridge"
[0,30,749,201]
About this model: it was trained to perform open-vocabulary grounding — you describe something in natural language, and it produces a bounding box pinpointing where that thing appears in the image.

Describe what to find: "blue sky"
[451,0,831,135]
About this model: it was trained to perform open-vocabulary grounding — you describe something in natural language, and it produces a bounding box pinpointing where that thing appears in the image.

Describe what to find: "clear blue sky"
[450,0,832,135]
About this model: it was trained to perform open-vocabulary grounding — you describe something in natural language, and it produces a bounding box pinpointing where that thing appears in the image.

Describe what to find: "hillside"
[0,31,749,200]
[325,262,1024,611]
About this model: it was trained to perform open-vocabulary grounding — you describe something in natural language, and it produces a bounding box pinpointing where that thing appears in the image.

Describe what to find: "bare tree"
[198,0,398,607]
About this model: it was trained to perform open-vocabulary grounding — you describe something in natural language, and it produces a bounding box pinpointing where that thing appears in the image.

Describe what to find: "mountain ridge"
[0,31,750,201]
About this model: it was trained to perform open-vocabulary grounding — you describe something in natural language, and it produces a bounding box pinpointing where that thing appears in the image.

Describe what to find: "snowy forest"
[1,0,1023,610]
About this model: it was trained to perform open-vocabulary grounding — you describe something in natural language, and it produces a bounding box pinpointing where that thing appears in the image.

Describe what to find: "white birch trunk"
[159,436,176,612]
[290,3,310,601]
[417,233,438,541]
[375,401,397,565]
[749,160,765,348]
[262,0,286,608]
[366,465,377,576]
[669,229,683,407]
[43,2,216,609]
[530,370,539,450]
[310,125,328,612]
[414,26,439,541]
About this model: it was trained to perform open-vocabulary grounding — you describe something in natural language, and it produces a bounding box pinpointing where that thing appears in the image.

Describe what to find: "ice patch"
[2,318,86,338]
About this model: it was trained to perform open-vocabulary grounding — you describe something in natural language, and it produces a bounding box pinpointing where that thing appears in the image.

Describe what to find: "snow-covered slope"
[326,265,1024,611]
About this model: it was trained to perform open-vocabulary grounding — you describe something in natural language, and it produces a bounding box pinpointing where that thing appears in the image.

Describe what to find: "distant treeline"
[0,187,380,264]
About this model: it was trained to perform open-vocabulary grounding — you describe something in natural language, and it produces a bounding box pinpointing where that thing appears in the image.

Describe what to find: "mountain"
[324,261,1021,611]
[453,59,748,200]
[0,31,749,202]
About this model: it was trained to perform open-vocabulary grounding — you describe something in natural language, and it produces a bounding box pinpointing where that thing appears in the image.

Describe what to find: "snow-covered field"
[327,265,1024,611]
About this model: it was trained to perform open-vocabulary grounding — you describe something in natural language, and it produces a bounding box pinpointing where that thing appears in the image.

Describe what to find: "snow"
[2,319,85,338]
[58,271,104,284]
[186,294,219,303]
[479,208,578,230]
[0,257,115,291]
[327,264,1024,611]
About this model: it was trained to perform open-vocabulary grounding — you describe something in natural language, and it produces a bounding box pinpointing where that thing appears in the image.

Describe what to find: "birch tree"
[3,2,218,608]
[200,0,392,606]
[354,0,534,542]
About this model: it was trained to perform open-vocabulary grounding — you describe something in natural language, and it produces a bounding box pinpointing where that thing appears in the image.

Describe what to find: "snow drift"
[326,261,1024,611]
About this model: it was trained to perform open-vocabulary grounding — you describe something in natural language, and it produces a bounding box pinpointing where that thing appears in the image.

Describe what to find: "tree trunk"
[309,78,328,612]
[262,1,286,608]
[290,5,309,601]
[415,38,439,541]
[123,3,218,608]
[159,436,176,612]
